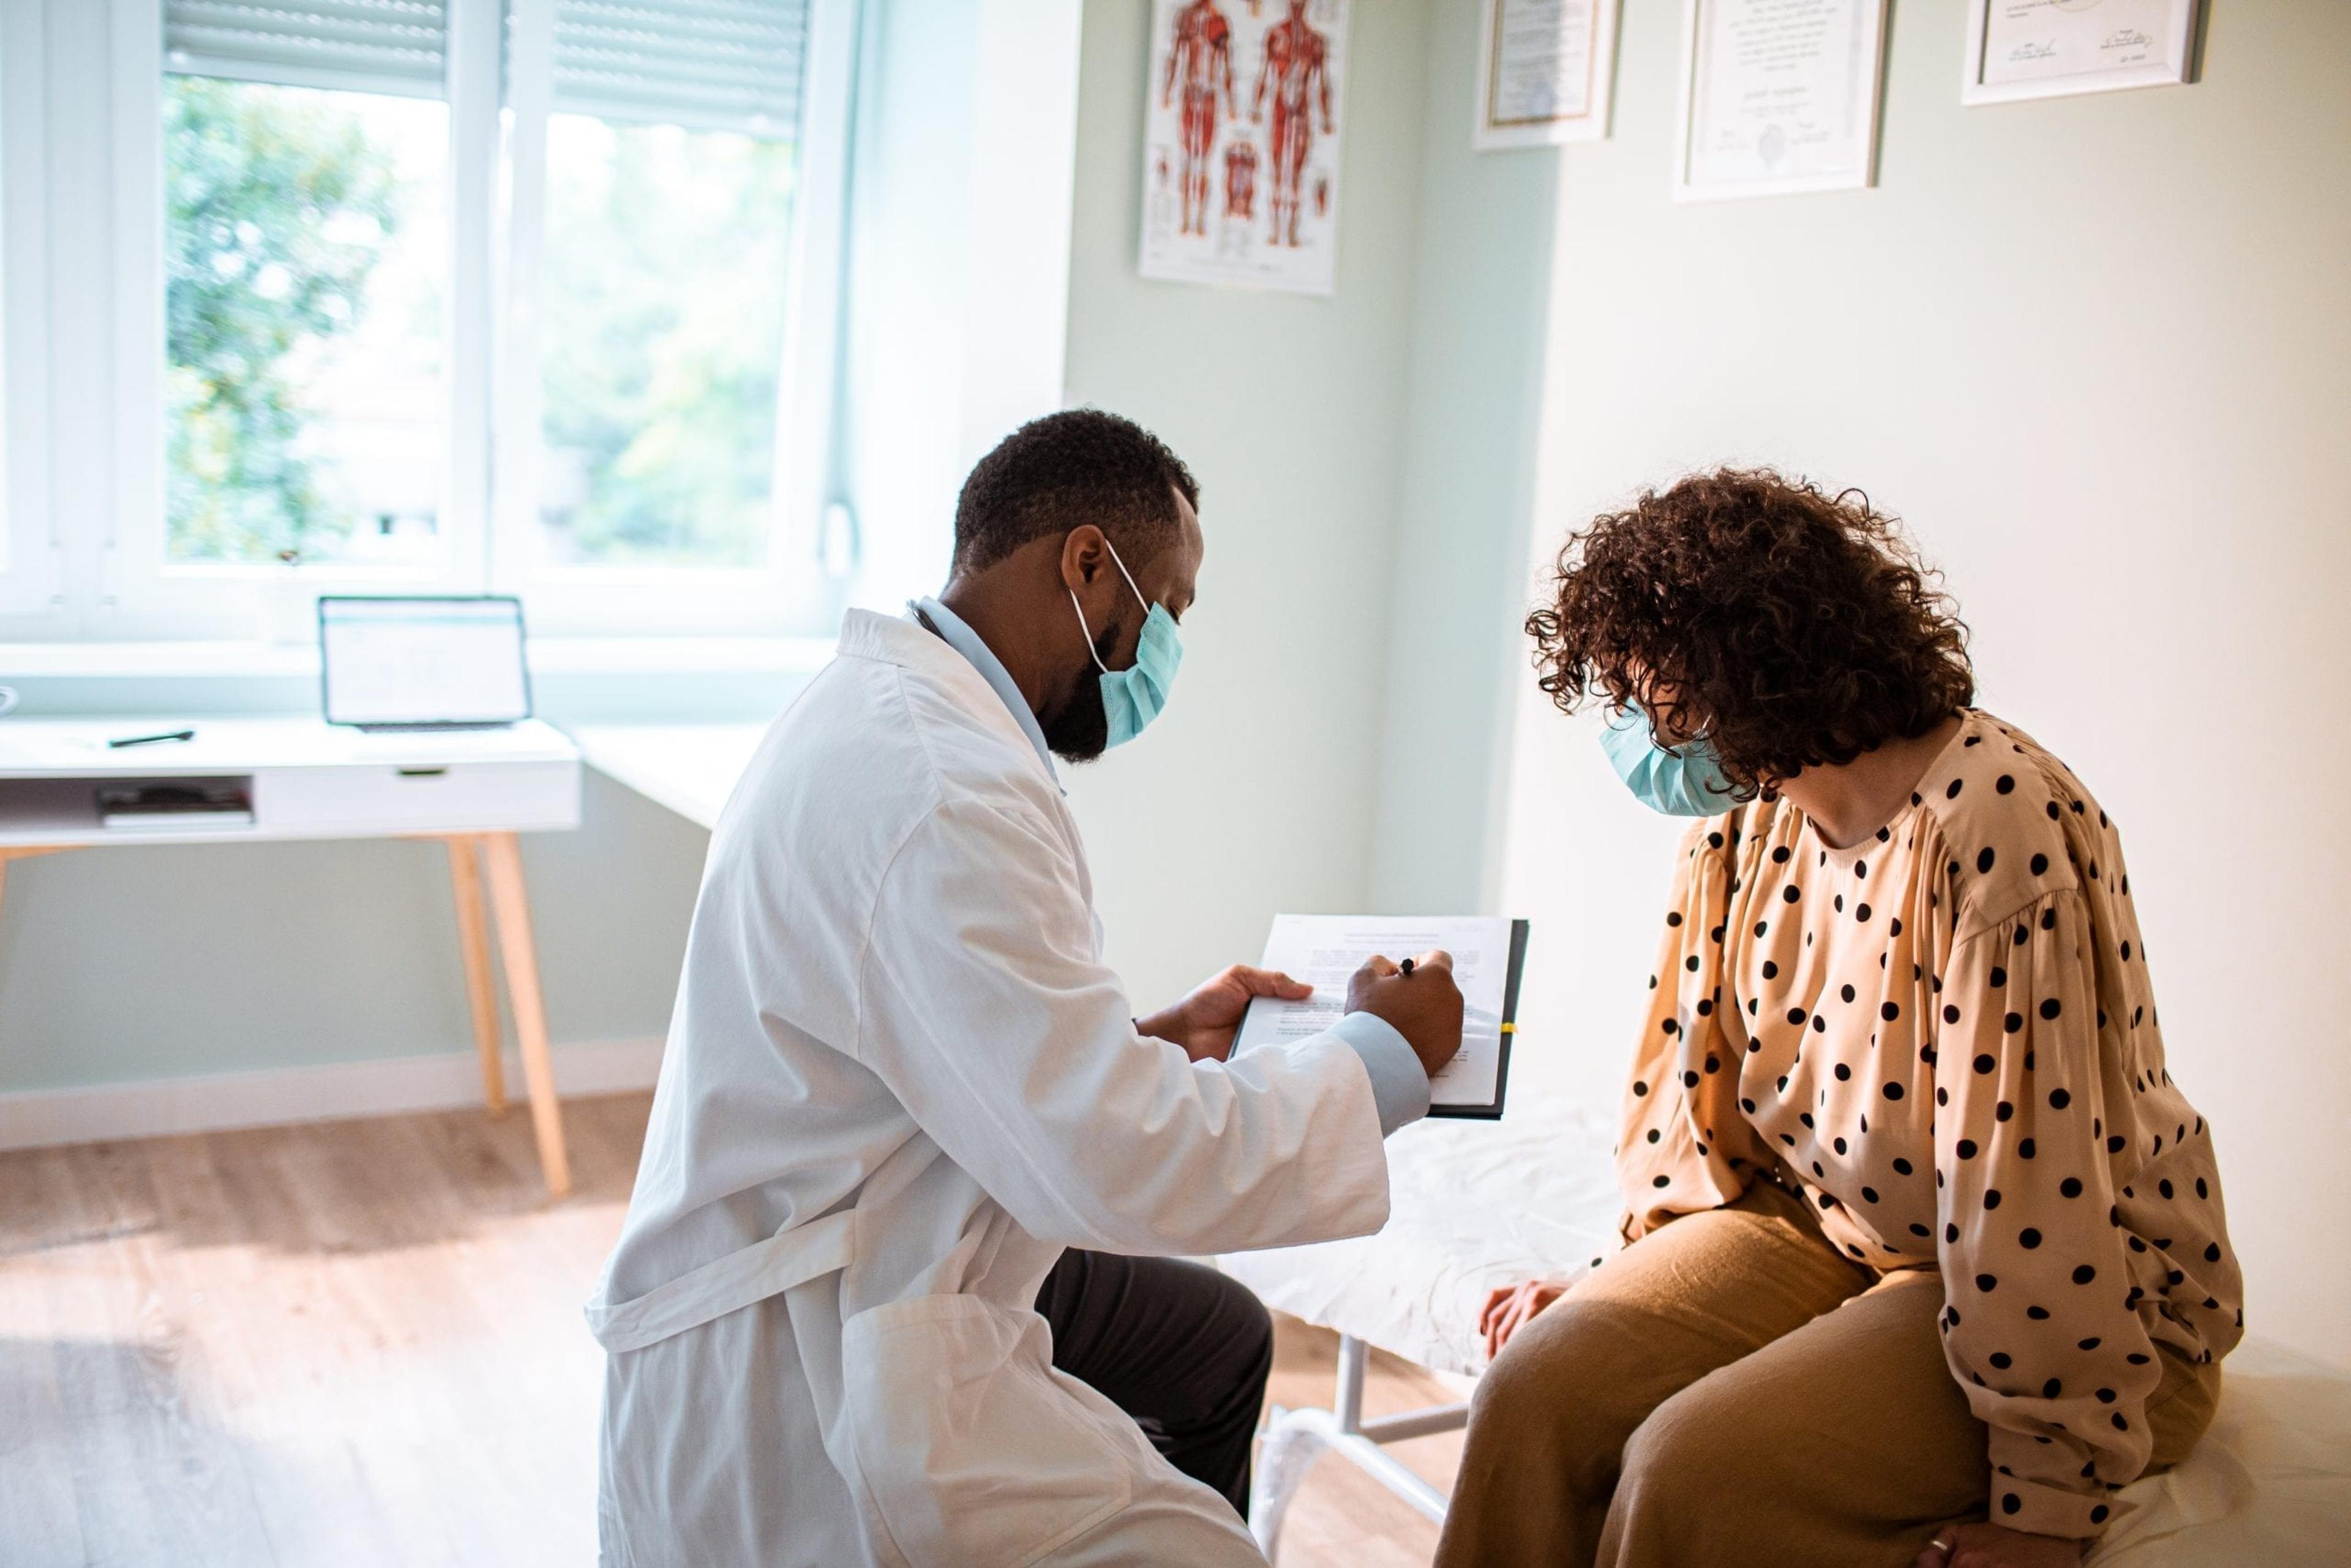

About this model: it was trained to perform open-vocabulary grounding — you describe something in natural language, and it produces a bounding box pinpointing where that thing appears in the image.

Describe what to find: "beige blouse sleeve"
[1617,823,1768,1240]
[1931,887,2159,1538]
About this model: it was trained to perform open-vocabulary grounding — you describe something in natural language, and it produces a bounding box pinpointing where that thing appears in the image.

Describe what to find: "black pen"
[108,728,197,748]
[1400,958,1415,977]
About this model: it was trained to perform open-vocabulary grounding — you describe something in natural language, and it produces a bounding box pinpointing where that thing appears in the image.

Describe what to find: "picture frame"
[1962,0,2201,107]
[1474,0,1621,151]
[1673,0,1888,202]
[1139,0,1353,296]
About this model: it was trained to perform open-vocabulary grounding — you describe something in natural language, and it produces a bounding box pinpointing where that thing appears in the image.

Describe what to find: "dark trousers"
[1034,1248,1275,1520]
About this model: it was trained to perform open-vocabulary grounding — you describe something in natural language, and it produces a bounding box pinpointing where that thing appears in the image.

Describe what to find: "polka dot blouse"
[1618,710,2242,1540]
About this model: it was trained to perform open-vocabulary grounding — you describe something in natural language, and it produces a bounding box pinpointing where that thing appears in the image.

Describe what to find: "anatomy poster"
[1139,0,1351,297]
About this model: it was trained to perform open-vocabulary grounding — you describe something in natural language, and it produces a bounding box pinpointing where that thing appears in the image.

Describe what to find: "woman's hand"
[1916,1523,2085,1568]
[1135,965,1313,1063]
[1479,1279,1569,1360]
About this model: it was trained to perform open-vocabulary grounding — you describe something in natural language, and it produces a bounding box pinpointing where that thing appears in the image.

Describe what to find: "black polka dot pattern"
[1612,710,2239,1542]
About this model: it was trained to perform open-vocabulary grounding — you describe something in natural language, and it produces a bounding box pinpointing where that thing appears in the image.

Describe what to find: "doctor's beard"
[1041,617,1124,763]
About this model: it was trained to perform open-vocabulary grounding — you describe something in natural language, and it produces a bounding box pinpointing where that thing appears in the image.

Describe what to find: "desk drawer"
[255,760,581,836]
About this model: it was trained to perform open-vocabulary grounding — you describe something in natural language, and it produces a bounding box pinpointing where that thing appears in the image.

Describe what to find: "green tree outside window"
[164,77,403,566]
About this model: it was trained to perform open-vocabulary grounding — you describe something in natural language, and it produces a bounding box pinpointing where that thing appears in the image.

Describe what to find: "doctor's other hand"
[1345,951,1463,1080]
[1136,965,1314,1064]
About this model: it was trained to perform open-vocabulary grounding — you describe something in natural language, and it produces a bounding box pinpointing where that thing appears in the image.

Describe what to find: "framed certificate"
[1474,0,1621,151]
[1963,0,2200,107]
[1673,0,1888,202]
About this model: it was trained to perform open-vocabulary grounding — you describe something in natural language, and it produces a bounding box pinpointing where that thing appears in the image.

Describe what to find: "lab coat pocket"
[841,1292,1131,1568]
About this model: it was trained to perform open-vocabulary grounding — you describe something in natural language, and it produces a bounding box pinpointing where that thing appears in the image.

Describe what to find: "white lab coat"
[589,609,1396,1567]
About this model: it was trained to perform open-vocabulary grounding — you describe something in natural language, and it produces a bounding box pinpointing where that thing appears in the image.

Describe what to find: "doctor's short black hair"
[953,408,1199,572]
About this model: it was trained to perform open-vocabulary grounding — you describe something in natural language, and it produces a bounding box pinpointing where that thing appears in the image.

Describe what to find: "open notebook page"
[1231,914,1514,1111]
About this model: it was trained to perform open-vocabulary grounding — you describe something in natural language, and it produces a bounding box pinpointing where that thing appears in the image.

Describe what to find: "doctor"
[589,409,1464,1566]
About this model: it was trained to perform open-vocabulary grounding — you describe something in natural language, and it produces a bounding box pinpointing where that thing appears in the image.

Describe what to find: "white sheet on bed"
[1221,1090,2351,1565]
[1221,1089,1622,1379]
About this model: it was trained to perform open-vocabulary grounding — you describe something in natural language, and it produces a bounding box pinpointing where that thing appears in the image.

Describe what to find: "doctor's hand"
[1346,952,1463,1081]
[1136,966,1314,1064]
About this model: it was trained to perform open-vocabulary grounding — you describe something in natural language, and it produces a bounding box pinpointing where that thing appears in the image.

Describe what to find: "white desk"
[0,718,583,1194]
[572,722,769,832]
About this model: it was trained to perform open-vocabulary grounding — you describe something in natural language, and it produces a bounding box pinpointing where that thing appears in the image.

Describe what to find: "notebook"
[1231,913,1530,1119]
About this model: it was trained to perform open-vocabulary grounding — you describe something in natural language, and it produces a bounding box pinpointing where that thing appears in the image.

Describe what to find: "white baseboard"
[0,1036,665,1152]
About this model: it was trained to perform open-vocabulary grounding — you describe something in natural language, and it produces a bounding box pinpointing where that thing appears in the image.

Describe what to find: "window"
[162,75,452,570]
[26,0,854,639]
[535,116,790,570]
[495,0,853,631]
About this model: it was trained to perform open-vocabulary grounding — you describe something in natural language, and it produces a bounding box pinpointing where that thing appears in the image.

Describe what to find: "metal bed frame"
[1249,1332,1467,1559]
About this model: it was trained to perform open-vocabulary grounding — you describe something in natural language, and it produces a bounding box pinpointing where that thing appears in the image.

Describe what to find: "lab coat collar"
[907,596,1059,787]
[834,607,1062,792]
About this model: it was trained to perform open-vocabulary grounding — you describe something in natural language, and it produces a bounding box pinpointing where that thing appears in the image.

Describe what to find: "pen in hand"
[1400,958,1415,977]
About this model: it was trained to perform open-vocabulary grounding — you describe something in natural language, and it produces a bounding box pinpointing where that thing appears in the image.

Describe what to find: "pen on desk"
[107,728,197,749]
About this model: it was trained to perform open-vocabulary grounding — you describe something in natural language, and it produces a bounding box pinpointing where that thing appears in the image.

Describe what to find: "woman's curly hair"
[1527,468,1973,795]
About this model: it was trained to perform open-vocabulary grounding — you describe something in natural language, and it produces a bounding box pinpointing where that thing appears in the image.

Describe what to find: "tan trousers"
[1432,1181,2219,1568]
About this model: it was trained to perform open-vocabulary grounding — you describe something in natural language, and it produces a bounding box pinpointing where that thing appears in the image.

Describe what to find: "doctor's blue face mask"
[1599,701,1743,817]
[1069,539,1182,749]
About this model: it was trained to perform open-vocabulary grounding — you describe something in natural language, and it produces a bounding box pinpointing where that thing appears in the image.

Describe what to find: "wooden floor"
[0,1092,1460,1566]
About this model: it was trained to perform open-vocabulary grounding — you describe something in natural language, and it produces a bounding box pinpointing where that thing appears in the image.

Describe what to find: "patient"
[1436,471,2242,1568]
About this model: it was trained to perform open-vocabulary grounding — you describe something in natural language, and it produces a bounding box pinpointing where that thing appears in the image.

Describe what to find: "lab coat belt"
[584,1209,857,1354]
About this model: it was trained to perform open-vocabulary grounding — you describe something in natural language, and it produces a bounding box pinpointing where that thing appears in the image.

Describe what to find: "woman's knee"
[1467,1296,1655,1472]
[1616,1379,1741,1506]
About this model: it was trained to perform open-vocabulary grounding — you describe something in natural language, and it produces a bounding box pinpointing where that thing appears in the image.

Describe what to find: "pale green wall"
[1060,0,1441,1009]
[0,682,726,1092]
[1366,0,1558,918]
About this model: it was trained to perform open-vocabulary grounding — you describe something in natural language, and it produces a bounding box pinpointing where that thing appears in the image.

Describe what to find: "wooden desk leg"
[445,836,507,1116]
[481,831,572,1198]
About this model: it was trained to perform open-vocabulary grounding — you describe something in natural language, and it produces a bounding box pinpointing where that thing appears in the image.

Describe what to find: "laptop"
[318,596,533,732]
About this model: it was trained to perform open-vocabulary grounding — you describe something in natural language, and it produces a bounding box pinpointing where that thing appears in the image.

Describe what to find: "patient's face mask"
[1068,539,1182,750]
[1599,702,1742,817]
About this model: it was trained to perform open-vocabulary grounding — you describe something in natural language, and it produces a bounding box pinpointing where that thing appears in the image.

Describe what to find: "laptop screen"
[319,596,532,727]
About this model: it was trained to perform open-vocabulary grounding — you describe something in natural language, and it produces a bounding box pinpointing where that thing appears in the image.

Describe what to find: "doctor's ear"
[1059,525,1112,591]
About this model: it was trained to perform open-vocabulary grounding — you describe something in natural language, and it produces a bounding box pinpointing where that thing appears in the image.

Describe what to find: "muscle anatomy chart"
[1141,0,1350,296]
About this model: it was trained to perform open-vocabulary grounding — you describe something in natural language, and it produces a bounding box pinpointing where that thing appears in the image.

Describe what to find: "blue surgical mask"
[1070,541,1182,748]
[1599,702,1742,817]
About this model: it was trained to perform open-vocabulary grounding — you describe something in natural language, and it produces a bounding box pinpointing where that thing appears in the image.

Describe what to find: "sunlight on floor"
[0,1093,1460,1567]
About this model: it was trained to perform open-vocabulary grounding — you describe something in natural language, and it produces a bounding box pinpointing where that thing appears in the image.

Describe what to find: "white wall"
[1497,2,2351,1367]
[1061,0,1434,1008]
[838,0,1084,612]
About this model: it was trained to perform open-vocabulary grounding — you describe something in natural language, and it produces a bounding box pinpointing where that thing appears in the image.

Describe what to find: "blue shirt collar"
[909,596,1060,787]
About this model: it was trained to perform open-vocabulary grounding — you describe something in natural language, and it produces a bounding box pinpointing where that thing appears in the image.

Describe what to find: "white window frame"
[98,0,492,639]
[0,0,56,623]
[492,0,858,637]
[70,0,855,641]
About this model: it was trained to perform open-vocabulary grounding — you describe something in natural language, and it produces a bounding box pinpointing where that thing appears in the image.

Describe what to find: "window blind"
[540,1,811,137]
[163,1,453,98]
